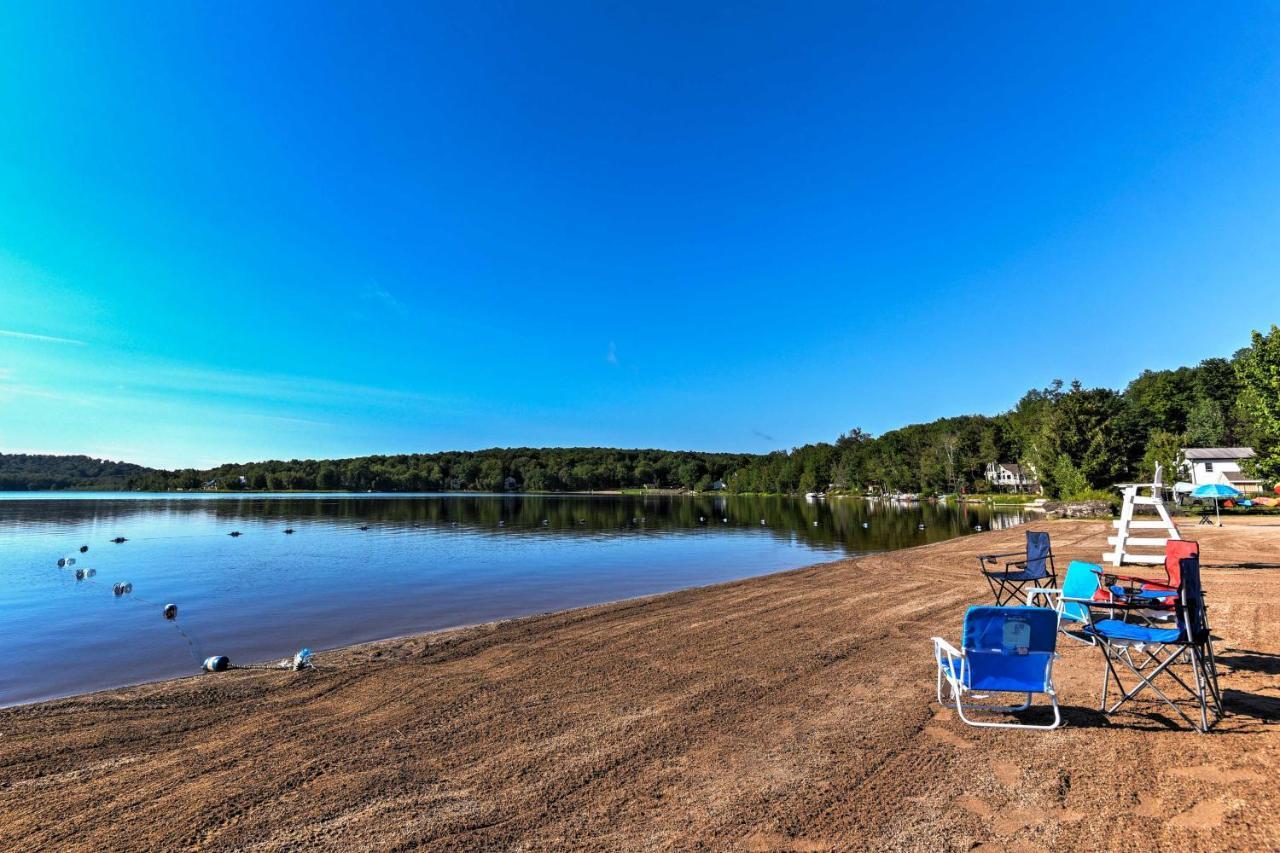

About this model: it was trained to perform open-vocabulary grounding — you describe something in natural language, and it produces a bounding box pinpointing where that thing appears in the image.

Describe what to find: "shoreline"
[4,519,1279,849]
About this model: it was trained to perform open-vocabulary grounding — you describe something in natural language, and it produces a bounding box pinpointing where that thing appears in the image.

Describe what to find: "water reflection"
[0,493,1023,706]
[0,492,1024,549]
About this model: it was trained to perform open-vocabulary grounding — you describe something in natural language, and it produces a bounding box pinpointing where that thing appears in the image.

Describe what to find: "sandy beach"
[2,518,1278,850]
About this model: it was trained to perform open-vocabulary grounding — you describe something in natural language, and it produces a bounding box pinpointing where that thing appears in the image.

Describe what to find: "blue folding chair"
[933,606,1062,730]
[978,530,1057,606]
[1071,545,1223,732]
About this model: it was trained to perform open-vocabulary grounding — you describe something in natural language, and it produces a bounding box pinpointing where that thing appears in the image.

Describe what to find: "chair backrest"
[1024,530,1052,580]
[1060,560,1102,623]
[1176,547,1211,644]
[961,606,1058,693]
[1164,539,1199,589]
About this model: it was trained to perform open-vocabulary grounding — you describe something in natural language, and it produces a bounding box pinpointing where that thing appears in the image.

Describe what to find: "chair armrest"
[1067,596,1151,612]
[932,637,962,659]
[1026,587,1062,608]
[1101,570,1161,586]
[978,550,1027,563]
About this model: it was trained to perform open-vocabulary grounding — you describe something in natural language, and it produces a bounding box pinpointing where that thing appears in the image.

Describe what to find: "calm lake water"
[1,493,1026,706]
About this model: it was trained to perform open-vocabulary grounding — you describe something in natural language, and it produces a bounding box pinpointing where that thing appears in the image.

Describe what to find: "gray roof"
[1182,447,1255,460]
[1224,470,1261,483]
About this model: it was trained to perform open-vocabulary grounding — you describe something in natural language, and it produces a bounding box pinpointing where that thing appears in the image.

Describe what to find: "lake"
[0,492,1026,706]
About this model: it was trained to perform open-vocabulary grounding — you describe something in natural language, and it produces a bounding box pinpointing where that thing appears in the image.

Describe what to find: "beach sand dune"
[2,520,1279,850]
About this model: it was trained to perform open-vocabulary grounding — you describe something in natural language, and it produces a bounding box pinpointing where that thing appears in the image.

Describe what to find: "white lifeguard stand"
[1105,462,1181,566]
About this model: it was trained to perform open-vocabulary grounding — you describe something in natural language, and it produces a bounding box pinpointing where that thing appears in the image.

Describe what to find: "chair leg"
[1192,647,1210,733]
[1099,646,1112,710]
[1203,641,1224,713]
[984,573,1002,604]
[1104,645,1199,730]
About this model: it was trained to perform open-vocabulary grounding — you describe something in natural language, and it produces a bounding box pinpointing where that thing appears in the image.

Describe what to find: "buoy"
[111,537,127,544]
[163,603,178,620]
[75,568,94,580]
[112,582,133,595]
[202,655,230,673]
[79,545,89,553]
[57,557,67,567]
[358,525,369,531]
[283,528,295,535]
[228,531,241,537]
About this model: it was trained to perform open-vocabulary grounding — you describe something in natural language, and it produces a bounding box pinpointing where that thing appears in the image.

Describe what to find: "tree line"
[728,325,1280,497]
[21,447,757,494]
[4,326,1278,498]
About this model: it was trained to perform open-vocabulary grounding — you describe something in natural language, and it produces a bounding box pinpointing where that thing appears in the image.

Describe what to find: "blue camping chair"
[1026,559,1115,645]
[932,606,1062,730]
[978,531,1057,606]
[1069,544,1223,732]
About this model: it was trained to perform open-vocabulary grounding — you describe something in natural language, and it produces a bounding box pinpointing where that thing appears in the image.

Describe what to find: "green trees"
[1235,325,1280,482]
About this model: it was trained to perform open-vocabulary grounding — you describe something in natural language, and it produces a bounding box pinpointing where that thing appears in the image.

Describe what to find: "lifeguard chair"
[1104,462,1181,567]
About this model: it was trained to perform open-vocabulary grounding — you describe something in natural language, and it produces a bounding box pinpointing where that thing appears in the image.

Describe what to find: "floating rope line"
[45,551,313,676]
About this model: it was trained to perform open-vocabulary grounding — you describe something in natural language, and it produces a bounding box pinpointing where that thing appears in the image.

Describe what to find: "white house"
[984,462,1040,494]
[1179,447,1261,494]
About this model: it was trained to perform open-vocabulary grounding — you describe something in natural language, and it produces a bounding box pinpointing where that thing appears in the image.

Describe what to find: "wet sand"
[2,519,1278,850]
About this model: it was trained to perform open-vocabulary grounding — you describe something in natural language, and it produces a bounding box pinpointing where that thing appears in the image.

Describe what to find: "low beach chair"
[1026,559,1115,645]
[978,530,1056,605]
[1071,546,1222,732]
[932,606,1062,730]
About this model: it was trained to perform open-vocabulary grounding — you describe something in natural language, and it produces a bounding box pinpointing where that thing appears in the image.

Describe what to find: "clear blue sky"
[2,3,1279,468]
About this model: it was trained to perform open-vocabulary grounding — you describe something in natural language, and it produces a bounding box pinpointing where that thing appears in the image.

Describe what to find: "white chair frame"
[931,637,1062,730]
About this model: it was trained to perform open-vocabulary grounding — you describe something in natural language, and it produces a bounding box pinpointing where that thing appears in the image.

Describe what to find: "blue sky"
[2,3,1280,468]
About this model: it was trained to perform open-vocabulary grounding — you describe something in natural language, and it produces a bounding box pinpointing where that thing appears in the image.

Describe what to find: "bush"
[1063,487,1121,512]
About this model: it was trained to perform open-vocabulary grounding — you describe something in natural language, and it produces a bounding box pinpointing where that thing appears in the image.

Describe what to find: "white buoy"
[202,655,230,673]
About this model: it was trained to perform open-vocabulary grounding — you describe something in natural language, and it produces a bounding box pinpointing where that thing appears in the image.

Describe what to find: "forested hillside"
[0,455,152,491]
[123,448,756,493]
[4,326,1278,498]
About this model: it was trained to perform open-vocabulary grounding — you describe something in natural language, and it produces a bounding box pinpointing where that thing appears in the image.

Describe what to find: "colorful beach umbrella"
[1192,483,1243,526]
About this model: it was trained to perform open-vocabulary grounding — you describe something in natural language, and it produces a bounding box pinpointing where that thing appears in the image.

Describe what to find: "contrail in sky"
[0,329,87,346]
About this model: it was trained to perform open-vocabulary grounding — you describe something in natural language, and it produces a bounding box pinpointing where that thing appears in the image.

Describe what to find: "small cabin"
[1178,447,1261,494]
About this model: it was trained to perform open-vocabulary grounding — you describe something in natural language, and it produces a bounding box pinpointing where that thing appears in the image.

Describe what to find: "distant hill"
[0,454,156,491]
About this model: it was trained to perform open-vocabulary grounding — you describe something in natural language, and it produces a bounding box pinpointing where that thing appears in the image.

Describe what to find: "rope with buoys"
[48,545,315,677]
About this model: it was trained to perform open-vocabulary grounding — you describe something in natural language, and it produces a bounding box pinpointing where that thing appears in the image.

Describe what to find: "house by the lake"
[1178,447,1262,494]
[984,462,1040,494]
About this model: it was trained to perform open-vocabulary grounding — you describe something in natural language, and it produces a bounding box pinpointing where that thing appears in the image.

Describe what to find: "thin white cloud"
[0,381,96,407]
[360,282,406,315]
[606,341,619,365]
[0,329,87,346]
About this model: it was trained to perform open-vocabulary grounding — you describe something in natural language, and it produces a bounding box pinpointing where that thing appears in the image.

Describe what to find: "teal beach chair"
[1026,559,1112,645]
[932,606,1062,730]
